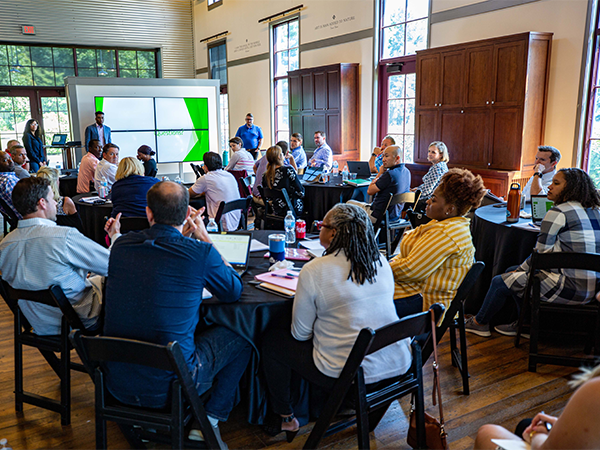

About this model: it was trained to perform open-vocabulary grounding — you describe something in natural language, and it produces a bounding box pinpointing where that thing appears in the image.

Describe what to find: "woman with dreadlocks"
[261,204,412,442]
[391,168,486,317]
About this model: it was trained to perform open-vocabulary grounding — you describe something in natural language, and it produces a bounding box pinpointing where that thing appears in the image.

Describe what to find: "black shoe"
[263,413,299,443]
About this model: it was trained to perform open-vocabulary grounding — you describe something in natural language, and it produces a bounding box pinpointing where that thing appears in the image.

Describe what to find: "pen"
[286,272,299,277]
[271,273,294,279]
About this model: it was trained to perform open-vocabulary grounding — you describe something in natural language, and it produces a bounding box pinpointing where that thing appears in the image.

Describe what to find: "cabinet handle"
[486,101,489,105]
[491,101,495,104]
[461,110,464,113]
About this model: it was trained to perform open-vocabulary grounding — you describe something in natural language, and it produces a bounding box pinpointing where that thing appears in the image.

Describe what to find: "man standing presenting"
[84,111,112,152]
[0,151,22,219]
[8,145,30,179]
[235,113,263,159]
[77,139,101,193]
[103,181,251,447]
[0,177,119,335]
[308,131,333,170]
[348,145,411,222]
[522,145,561,199]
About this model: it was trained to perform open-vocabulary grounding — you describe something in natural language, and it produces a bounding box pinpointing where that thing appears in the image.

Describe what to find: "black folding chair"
[303,303,445,450]
[259,186,296,229]
[119,216,151,234]
[514,250,600,372]
[374,192,416,258]
[0,196,19,235]
[215,196,252,231]
[70,331,224,449]
[420,261,485,395]
[0,278,100,425]
[190,163,204,179]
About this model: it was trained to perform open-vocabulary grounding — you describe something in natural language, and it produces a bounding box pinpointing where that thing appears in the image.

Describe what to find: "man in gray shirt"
[8,145,30,179]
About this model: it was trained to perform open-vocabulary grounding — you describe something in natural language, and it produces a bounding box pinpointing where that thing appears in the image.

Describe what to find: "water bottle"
[222,149,229,166]
[332,160,339,176]
[99,176,108,198]
[284,211,296,245]
[207,217,218,233]
[342,164,349,182]
[174,175,183,184]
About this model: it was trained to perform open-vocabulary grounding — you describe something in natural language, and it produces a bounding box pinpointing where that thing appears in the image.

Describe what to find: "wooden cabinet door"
[464,46,493,108]
[415,110,439,162]
[440,50,464,109]
[439,110,463,161]
[416,53,440,109]
[492,40,526,107]
[461,109,489,166]
[289,74,302,112]
[489,107,522,170]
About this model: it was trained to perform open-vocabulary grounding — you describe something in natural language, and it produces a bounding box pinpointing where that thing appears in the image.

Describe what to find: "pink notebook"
[254,268,299,291]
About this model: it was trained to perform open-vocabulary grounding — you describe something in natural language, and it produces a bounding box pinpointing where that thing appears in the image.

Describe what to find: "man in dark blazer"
[84,111,112,152]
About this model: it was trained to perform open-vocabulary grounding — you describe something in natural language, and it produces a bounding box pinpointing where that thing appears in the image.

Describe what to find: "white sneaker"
[188,422,229,449]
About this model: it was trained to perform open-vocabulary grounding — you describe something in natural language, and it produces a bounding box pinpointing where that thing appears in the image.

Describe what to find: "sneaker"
[465,316,491,337]
[189,423,229,449]
[494,321,529,339]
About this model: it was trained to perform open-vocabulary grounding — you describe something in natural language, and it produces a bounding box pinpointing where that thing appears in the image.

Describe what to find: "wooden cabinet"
[415,32,552,177]
[288,63,359,164]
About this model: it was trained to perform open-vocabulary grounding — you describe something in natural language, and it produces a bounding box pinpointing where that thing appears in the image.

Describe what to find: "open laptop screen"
[531,195,554,222]
[52,134,67,145]
[209,233,251,267]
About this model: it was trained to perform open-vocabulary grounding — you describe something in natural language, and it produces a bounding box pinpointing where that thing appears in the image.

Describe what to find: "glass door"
[0,95,34,149]
[41,95,71,166]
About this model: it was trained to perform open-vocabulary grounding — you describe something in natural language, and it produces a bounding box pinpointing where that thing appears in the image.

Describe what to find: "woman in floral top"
[262,145,305,216]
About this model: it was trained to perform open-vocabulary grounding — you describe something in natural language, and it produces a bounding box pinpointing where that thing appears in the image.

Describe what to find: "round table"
[59,174,78,198]
[72,193,113,247]
[302,175,369,224]
[466,204,539,316]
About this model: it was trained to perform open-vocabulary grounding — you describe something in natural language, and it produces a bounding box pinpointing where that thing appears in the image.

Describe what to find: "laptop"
[302,167,323,182]
[52,134,68,146]
[531,195,554,224]
[209,232,252,275]
[347,161,371,179]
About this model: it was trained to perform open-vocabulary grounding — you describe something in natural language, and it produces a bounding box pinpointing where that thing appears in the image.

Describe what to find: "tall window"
[208,41,229,152]
[378,0,429,163]
[584,7,600,186]
[271,18,299,143]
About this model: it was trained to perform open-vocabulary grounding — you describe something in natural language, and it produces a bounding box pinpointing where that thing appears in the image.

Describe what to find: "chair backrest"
[120,216,151,234]
[215,196,252,231]
[237,176,252,199]
[0,197,19,229]
[228,170,249,198]
[190,163,203,179]
[0,277,88,332]
[261,186,295,218]
[406,209,432,228]
[56,212,84,233]
[70,331,222,449]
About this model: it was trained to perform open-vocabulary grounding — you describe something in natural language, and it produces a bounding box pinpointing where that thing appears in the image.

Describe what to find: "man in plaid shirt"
[0,151,22,220]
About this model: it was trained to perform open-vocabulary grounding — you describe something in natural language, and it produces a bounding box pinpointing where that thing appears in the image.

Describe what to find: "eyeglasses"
[321,223,335,230]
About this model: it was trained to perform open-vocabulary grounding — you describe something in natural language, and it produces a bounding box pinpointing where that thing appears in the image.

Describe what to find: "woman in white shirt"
[94,143,119,191]
[225,136,255,174]
[261,204,412,442]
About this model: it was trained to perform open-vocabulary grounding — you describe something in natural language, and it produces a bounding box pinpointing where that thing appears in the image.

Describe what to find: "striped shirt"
[225,148,255,174]
[390,216,475,314]
[0,218,109,335]
[502,201,600,305]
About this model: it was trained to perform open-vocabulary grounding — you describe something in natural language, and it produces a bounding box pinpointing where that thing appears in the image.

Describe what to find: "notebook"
[531,195,554,224]
[209,232,252,275]
[347,161,371,179]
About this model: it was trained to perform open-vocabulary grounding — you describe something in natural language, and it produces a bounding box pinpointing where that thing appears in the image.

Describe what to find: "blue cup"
[268,234,286,262]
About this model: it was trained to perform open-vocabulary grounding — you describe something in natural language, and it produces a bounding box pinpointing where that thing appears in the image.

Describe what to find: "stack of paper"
[254,268,299,298]
[299,239,326,258]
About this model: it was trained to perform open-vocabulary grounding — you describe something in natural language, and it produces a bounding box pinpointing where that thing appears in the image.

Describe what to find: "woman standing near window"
[22,119,46,173]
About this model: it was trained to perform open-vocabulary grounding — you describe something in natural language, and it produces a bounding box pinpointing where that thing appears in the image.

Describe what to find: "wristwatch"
[372,152,377,157]
[533,172,543,178]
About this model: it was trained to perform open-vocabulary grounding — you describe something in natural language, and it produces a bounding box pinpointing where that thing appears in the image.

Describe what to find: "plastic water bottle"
[342,164,349,182]
[207,217,218,233]
[284,211,296,245]
[222,149,229,166]
[99,176,108,198]
[174,175,183,184]
[332,160,339,176]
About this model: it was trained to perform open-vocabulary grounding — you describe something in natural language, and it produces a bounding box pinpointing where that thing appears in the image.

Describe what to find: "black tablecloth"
[302,175,369,224]
[466,204,539,316]
[72,193,113,247]
[59,175,78,199]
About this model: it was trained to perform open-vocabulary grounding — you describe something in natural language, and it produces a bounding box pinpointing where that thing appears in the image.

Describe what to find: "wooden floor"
[0,297,579,450]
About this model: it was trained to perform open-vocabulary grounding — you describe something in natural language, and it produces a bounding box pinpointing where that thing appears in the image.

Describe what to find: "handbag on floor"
[407,309,449,449]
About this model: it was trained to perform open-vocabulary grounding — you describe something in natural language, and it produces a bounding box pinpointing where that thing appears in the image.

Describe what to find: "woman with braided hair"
[261,204,412,441]
[391,168,487,317]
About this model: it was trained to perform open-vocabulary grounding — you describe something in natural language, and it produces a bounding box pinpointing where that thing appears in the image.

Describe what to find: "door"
[464,46,493,108]
[439,50,464,109]
[492,40,526,107]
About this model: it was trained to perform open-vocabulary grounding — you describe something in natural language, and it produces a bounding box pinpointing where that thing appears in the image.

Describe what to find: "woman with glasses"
[261,204,412,442]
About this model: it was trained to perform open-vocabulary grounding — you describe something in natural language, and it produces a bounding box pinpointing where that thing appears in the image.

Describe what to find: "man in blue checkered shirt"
[0,151,22,220]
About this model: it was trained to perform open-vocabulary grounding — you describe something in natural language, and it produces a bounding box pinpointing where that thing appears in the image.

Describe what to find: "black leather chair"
[303,304,445,450]
[70,331,224,449]
[119,216,151,234]
[0,196,19,235]
[215,196,252,231]
[420,261,485,395]
[0,278,100,425]
[514,250,600,372]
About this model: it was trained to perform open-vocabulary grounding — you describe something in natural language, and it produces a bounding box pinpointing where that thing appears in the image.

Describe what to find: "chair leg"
[354,375,370,450]
[529,282,541,373]
[458,309,470,395]
[367,403,390,432]
[171,384,184,450]
[14,318,23,413]
[60,323,71,426]
[449,323,457,368]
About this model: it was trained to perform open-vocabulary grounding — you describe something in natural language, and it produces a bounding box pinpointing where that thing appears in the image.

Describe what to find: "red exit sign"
[21,25,35,35]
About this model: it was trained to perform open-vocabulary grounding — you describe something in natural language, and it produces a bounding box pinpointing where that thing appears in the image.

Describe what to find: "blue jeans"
[194,326,252,421]
[475,265,522,325]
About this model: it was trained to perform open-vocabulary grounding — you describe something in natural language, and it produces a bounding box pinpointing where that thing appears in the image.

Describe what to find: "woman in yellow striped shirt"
[390,168,486,316]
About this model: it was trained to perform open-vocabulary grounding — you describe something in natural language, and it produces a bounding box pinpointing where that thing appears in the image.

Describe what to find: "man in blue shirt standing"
[103,181,251,447]
[235,113,263,159]
[308,131,333,170]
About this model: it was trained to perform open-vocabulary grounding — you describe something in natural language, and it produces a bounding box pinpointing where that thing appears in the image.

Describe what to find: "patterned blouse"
[502,201,600,305]
[263,166,305,216]
[416,161,448,199]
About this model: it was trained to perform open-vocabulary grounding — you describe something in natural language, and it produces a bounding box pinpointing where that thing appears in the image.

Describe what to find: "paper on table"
[255,268,299,291]
[250,239,269,252]
[299,239,325,258]
[491,439,530,450]
[80,196,102,203]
